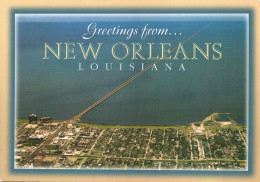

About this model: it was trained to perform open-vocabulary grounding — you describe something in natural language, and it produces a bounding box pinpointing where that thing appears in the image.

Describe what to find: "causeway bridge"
[71,25,210,122]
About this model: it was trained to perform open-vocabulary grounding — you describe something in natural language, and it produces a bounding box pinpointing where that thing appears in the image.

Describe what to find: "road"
[20,123,67,167]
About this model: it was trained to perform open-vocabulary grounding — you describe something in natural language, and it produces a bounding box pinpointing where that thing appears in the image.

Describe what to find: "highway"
[20,123,67,167]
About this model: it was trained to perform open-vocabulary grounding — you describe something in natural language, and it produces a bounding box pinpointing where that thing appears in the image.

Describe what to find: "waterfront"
[17,21,247,126]
[16,113,247,170]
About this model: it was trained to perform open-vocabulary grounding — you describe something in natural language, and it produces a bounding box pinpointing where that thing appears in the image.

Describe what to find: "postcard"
[1,0,259,182]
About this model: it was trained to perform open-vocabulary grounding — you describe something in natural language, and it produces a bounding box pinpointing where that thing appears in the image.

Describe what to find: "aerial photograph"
[15,14,248,170]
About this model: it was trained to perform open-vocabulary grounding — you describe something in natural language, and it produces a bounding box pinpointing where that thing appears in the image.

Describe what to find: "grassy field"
[17,118,188,130]
[207,125,246,132]
[76,122,188,129]
[16,118,245,136]
[16,118,29,123]
[45,145,60,150]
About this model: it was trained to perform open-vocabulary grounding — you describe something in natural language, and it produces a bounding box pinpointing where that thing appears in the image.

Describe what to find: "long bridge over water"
[71,25,210,122]
[20,25,211,167]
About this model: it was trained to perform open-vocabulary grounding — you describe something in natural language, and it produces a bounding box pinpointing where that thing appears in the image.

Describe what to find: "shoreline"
[16,118,246,130]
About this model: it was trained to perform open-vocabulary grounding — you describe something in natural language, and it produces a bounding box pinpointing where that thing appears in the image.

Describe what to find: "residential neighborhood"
[15,113,247,170]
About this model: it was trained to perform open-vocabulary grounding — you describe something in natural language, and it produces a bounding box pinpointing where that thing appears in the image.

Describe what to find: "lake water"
[16,17,247,126]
